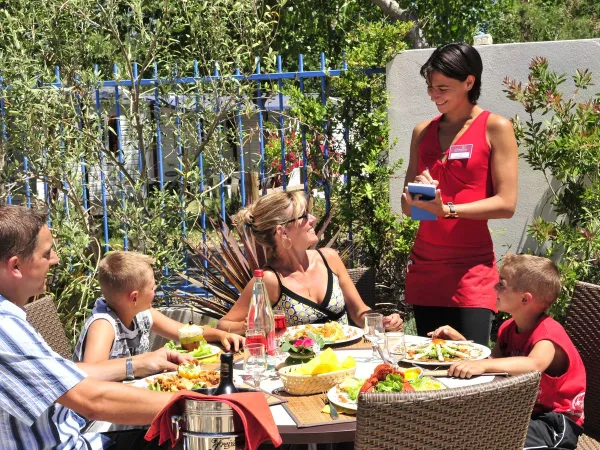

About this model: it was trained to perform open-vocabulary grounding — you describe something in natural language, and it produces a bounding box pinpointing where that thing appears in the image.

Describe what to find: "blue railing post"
[94,65,110,252]
[298,55,309,196]
[193,60,207,258]
[235,67,246,206]
[255,58,266,195]
[277,55,287,189]
[113,63,128,250]
[320,53,330,212]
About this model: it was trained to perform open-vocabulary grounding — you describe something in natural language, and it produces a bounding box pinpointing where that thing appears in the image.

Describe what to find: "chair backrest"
[564,281,600,439]
[24,296,73,359]
[348,267,376,308]
[355,371,541,450]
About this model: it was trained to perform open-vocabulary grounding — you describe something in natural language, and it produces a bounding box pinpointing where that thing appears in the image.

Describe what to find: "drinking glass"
[245,328,267,347]
[243,343,267,389]
[273,309,288,362]
[385,331,406,367]
[364,313,385,362]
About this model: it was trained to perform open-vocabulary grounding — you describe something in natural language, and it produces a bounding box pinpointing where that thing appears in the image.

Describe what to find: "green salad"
[164,340,213,358]
[338,377,365,401]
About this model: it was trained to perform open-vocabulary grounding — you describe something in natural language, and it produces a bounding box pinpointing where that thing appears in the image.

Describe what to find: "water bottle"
[214,353,239,395]
[246,269,276,357]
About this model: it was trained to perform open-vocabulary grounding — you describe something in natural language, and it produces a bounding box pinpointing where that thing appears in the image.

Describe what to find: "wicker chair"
[564,281,600,449]
[355,371,541,450]
[24,296,72,359]
[348,267,376,308]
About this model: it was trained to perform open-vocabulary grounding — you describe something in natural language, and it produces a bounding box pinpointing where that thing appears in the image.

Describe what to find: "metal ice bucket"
[171,388,247,450]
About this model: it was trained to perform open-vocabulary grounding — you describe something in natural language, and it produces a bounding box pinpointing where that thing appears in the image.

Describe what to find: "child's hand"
[219,332,245,352]
[427,325,465,341]
[448,360,487,379]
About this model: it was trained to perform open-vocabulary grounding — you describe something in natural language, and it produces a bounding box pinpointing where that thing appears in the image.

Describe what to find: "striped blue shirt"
[0,295,113,449]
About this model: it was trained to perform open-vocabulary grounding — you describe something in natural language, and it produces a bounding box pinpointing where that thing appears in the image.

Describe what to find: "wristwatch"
[445,202,459,219]
[126,357,135,381]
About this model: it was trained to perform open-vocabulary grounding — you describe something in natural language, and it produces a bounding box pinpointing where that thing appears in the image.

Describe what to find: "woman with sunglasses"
[217,191,402,335]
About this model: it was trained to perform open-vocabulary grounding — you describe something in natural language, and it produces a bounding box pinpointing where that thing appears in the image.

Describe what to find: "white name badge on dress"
[448,144,473,160]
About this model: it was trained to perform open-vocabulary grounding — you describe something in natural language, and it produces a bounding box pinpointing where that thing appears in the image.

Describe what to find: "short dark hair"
[420,42,483,104]
[0,205,48,261]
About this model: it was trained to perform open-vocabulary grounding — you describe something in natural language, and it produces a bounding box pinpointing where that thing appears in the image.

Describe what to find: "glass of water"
[364,313,385,362]
[385,332,406,367]
[243,343,267,389]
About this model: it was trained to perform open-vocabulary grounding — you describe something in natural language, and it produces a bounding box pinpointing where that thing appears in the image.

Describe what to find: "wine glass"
[364,313,385,362]
[273,309,288,362]
[386,331,406,367]
[243,343,267,389]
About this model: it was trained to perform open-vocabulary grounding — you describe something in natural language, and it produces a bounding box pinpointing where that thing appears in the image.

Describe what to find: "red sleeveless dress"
[405,111,499,311]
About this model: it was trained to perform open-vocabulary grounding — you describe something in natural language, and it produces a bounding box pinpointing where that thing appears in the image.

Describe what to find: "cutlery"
[374,344,395,365]
[321,392,339,420]
[422,369,509,378]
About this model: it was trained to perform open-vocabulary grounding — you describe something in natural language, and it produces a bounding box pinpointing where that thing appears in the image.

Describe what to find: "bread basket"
[278,366,356,395]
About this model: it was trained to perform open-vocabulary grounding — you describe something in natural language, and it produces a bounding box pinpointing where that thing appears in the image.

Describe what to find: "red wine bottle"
[214,353,238,395]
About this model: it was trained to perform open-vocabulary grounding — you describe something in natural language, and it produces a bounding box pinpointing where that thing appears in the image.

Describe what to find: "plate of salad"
[164,340,220,359]
[329,372,447,410]
[403,338,491,365]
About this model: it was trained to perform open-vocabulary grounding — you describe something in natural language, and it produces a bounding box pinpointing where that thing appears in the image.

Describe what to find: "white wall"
[387,39,600,258]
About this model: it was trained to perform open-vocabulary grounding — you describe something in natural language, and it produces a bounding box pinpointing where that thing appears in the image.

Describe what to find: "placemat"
[329,338,372,350]
[272,389,357,428]
[238,383,288,407]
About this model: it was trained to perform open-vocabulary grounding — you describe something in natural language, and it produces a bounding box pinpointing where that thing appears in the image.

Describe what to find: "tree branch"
[368,0,412,21]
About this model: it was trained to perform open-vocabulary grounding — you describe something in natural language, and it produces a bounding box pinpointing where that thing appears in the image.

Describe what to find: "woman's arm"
[80,319,115,363]
[401,121,431,217]
[318,248,402,331]
[217,272,280,335]
[405,114,518,220]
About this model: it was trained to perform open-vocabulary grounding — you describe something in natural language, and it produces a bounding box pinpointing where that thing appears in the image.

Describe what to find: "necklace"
[289,272,312,298]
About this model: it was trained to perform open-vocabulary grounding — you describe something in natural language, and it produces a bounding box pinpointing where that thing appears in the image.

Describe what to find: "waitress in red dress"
[401,43,518,346]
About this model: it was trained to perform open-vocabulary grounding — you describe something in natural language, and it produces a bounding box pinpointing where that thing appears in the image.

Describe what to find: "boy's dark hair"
[0,205,48,261]
[501,253,562,306]
[420,42,483,104]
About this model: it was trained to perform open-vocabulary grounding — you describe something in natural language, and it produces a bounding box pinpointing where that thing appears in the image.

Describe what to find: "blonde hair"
[233,191,307,258]
[500,253,561,306]
[98,251,155,299]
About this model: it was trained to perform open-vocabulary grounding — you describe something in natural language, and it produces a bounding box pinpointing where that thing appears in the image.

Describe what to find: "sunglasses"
[282,212,309,226]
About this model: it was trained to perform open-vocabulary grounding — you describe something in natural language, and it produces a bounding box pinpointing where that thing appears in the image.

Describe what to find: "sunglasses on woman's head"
[282,213,309,225]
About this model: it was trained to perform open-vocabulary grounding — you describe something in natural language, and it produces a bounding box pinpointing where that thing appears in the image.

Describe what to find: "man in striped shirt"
[0,205,193,449]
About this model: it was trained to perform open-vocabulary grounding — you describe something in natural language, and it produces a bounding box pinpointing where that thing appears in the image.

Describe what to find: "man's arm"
[76,348,193,381]
[58,378,174,424]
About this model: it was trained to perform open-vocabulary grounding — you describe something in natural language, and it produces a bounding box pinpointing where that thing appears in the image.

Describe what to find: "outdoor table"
[88,336,497,446]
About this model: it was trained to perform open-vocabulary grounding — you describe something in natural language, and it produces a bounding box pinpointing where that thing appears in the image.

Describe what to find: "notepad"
[407,183,437,221]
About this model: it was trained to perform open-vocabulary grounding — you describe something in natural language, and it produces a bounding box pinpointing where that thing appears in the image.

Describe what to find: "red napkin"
[145,391,282,450]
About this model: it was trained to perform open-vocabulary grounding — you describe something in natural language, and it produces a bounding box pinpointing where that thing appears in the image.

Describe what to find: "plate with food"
[285,322,363,345]
[328,368,446,411]
[163,341,221,359]
[404,338,491,365]
[136,365,221,392]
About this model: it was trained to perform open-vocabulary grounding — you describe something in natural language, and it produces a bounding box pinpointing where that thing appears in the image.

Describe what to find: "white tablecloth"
[88,339,494,433]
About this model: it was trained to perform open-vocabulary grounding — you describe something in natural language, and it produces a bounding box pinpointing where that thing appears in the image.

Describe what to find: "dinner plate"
[285,324,364,345]
[132,370,242,390]
[327,385,358,411]
[402,340,491,366]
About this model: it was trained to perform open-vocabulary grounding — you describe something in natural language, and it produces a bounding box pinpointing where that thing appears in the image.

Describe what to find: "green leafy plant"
[503,57,600,319]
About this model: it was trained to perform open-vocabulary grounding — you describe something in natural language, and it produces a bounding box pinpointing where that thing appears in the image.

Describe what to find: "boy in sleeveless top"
[431,254,585,449]
[74,251,243,363]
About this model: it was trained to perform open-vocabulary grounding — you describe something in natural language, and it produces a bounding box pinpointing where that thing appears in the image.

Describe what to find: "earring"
[282,235,292,250]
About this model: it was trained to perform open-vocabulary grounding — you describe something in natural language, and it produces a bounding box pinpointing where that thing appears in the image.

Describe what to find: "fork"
[321,392,339,420]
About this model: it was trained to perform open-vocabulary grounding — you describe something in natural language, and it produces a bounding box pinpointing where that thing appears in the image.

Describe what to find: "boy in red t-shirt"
[430,254,586,449]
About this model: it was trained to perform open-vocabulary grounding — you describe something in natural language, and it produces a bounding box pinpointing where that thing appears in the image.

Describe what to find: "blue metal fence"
[1,55,385,282]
